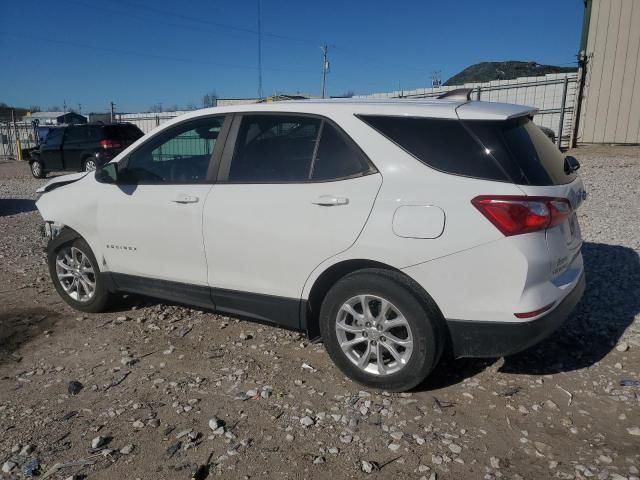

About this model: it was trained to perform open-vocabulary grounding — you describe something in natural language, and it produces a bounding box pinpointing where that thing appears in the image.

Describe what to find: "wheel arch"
[303,259,444,340]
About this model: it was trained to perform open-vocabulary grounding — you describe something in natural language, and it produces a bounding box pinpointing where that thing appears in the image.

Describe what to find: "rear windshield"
[358,115,575,186]
[104,124,144,141]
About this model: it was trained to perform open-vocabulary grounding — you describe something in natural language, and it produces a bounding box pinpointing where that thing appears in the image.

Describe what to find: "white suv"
[36,94,586,391]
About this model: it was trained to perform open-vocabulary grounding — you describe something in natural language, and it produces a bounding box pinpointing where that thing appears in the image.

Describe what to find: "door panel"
[40,128,64,170]
[98,184,213,285]
[203,174,382,300]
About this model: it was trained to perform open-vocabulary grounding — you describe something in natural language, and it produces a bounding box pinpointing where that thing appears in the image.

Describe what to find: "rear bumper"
[446,272,585,358]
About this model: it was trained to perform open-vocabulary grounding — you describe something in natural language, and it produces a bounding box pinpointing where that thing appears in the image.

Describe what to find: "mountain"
[444,61,577,86]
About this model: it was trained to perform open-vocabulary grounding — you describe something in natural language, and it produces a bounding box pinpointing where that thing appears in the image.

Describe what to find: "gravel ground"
[0,145,639,480]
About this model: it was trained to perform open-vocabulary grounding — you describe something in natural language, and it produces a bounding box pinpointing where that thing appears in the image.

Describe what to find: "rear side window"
[229,115,322,182]
[359,115,574,185]
[65,126,88,143]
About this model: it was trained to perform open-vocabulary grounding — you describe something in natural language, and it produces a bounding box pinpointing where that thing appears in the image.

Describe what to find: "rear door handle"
[171,194,199,204]
[312,195,349,206]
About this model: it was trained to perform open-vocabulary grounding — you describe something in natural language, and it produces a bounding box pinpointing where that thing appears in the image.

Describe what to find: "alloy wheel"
[55,246,97,302]
[84,159,97,172]
[32,162,41,176]
[335,294,414,375]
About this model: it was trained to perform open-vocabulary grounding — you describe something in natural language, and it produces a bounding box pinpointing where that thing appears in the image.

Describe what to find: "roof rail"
[437,88,474,102]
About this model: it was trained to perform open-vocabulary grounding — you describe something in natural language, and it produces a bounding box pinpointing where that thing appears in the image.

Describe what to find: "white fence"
[355,72,578,148]
[115,111,190,134]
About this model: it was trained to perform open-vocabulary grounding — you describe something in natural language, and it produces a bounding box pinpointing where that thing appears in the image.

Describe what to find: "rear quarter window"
[358,115,509,182]
[358,115,575,186]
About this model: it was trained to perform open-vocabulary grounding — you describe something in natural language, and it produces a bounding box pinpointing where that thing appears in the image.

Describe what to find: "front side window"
[227,114,372,183]
[122,117,224,184]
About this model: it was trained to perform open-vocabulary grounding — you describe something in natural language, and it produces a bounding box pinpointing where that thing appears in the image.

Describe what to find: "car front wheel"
[320,269,444,391]
[48,236,112,312]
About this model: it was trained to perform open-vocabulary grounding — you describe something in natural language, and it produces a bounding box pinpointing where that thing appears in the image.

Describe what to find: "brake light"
[100,139,121,149]
[471,195,572,236]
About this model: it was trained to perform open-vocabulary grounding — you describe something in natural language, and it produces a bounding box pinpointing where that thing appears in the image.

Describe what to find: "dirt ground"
[0,146,639,480]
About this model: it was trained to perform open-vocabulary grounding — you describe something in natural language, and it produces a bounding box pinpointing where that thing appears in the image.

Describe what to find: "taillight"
[100,139,121,149]
[471,195,572,236]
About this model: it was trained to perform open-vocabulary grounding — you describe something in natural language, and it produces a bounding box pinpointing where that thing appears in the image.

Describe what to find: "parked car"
[29,123,144,178]
[35,97,585,391]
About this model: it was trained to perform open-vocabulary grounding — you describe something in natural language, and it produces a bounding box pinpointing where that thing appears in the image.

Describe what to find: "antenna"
[431,71,442,88]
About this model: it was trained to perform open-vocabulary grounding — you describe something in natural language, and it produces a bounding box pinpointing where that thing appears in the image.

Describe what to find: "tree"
[166,104,179,112]
[29,105,41,112]
[185,103,198,111]
[340,90,355,98]
[202,90,218,108]
[149,103,163,113]
[48,106,61,112]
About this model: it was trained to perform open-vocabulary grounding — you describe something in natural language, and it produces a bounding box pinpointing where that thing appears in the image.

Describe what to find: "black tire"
[30,159,46,178]
[319,268,445,391]
[83,157,97,172]
[48,235,112,313]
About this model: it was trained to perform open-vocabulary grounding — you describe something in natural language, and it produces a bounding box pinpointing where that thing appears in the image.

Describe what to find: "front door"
[203,114,382,327]
[97,115,228,306]
[39,127,64,171]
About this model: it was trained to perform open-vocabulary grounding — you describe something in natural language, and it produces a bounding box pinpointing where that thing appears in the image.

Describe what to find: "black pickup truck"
[29,123,144,178]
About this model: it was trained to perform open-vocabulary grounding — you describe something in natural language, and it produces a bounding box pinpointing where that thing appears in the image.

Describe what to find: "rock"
[120,444,134,455]
[340,434,353,444]
[68,380,83,395]
[120,356,136,366]
[388,443,401,451]
[2,461,16,473]
[328,447,339,454]
[176,429,193,439]
[285,434,294,442]
[91,436,108,449]
[313,456,325,464]
[300,416,315,427]
[246,389,258,398]
[147,418,160,428]
[133,420,145,429]
[361,460,376,473]
[19,444,34,455]
[616,342,629,352]
[209,417,222,431]
[449,443,462,454]
[627,426,640,436]
[490,456,501,469]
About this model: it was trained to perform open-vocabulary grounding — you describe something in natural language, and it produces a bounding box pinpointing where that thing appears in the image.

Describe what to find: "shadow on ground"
[0,199,37,216]
[0,307,61,365]
[418,241,640,391]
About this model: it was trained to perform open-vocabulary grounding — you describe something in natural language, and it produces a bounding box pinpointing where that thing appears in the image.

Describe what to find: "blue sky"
[0,0,585,113]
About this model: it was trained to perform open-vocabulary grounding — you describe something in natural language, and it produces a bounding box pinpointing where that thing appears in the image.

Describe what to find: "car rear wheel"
[48,237,112,313]
[320,269,444,391]
[30,159,45,178]
[84,158,97,172]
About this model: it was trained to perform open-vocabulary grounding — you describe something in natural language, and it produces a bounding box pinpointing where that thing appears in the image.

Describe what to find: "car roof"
[185,99,538,122]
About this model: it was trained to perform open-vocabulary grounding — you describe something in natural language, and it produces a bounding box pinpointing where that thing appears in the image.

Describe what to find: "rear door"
[202,113,382,327]
[62,126,87,170]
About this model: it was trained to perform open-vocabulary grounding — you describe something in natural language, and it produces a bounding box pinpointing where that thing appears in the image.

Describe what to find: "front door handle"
[171,194,199,204]
[312,195,349,206]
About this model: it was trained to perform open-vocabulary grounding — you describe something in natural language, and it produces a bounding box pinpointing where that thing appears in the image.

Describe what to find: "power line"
[0,31,316,74]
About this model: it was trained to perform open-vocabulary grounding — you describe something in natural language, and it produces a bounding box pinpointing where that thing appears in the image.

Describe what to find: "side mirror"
[564,156,581,174]
[95,162,118,184]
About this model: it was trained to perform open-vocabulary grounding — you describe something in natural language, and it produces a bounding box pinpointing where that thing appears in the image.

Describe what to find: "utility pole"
[110,101,115,123]
[77,103,82,114]
[321,45,329,99]
[63,99,67,123]
[257,0,263,99]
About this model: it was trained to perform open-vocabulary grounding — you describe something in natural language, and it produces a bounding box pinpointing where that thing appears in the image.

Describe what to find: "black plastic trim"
[110,273,302,330]
[446,272,585,358]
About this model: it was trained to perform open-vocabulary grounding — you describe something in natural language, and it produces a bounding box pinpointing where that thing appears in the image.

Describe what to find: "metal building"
[575,0,640,144]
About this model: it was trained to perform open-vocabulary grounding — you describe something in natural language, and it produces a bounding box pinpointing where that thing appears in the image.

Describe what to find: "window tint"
[229,115,321,182]
[359,116,508,181]
[311,123,369,180]
[45,128,63,146]
[105,124,144,141]
[464,117,576,185]
[122,117,224,184]
[65,126,87,143]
